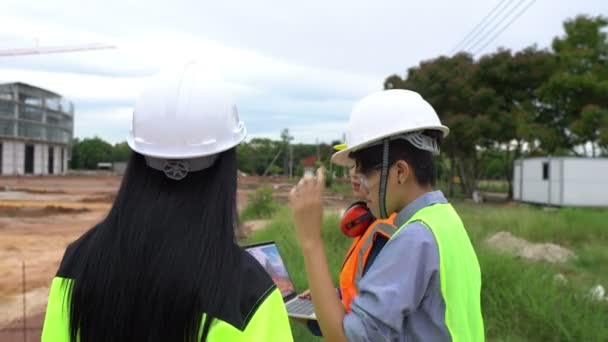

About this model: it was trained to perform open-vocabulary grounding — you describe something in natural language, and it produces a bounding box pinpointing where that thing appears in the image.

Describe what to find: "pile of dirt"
[237,219,270,240]
[485,231,576,263]
[1,187,67,195]
[81,193,116,203]
[0,206,89,218]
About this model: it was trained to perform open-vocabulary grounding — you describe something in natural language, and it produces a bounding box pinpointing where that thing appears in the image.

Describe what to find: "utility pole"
[281,128,294,178]
[316,138,320,163]
[262,150,282,177]
[22,260,26,342]
[289,144,294,178]
[342,133,347,178]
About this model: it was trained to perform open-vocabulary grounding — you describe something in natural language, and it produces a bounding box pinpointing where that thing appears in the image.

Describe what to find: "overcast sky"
[1,0,606,144]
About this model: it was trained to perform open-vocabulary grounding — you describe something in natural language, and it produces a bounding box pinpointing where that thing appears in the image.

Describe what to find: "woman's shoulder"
[56,225,99,278]
[214,248,278,331]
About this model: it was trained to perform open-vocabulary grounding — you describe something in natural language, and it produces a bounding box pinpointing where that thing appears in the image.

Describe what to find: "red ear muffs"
[340,201,373,237]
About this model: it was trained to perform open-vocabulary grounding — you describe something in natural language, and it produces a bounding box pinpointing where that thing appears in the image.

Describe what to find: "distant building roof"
[301,156,318,167]
[0,82,63,98]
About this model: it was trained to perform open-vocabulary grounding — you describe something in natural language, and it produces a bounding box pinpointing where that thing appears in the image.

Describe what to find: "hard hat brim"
[330,124,449,167]
[127,125,247,159]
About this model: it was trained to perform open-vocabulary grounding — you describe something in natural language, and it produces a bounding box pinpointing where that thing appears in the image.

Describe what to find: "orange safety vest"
[339,212,398,312]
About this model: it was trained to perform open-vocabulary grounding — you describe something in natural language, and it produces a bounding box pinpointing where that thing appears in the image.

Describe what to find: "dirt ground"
[0,175,118,340]
[0,174,350,340]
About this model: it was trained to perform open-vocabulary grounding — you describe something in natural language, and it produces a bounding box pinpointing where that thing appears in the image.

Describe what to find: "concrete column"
[12,86,18,137]
[42,97,48,140]
[14,141,25,174]
[0,142,4,175]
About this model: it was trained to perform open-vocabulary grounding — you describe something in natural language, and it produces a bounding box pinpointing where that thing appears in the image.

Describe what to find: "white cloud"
[1,27,380,144]
[2,0,607,145]
[76,107,133,144]
[0,68,149,103]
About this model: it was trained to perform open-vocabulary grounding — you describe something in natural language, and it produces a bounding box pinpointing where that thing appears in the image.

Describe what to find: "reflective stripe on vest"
[394,203,484,342]
[340,212,398,312]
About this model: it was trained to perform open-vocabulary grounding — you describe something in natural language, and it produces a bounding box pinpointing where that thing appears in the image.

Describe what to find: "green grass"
[327,180,353,197]
[248,202,608,341]
[478,246,608,341]
[435,179,509,196]
[478,180,510,193]
[456,202,608,288]
[247,207,349,341]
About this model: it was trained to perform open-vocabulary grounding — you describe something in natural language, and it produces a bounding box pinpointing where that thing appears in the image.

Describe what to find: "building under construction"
[0,82,73,175]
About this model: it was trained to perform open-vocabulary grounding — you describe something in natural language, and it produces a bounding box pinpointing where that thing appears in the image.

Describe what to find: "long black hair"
[65,149,241,341]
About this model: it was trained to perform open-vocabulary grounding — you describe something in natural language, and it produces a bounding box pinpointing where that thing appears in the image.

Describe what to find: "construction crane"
[0,43,115,57]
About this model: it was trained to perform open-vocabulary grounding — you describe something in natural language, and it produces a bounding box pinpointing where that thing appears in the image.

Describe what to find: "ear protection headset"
[340,201,374,237]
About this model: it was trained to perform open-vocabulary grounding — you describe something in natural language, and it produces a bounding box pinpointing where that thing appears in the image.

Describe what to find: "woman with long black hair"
[41,62,293,342]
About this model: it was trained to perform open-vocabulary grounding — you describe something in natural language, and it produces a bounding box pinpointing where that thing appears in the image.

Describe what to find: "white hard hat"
[127,61,247,160]
[331,89,449,166]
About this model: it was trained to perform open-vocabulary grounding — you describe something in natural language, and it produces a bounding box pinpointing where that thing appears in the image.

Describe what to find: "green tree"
[388,53,500,196]
[237,138,281,175]
[70,137,113,169]
[383,14,608,198]
[538,15,608,155]
[69,138,81,170]
[476,47,558,197]
[112,142,132,162]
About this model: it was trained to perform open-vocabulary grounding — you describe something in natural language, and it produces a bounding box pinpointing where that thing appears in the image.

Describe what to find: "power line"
[460,0,521,53]
[450,0,514,54]
[450,0,513,54]
[465,0,531,53]
[472,0,538,56]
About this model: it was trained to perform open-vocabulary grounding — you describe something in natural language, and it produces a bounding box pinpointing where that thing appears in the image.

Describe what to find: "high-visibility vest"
[339,212,398,312]
[41,246,293,342]
[394,203,484,342]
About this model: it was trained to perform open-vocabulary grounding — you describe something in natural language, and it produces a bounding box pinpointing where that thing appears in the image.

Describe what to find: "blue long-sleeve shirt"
[307,191,451,341]
[343,191,451,341]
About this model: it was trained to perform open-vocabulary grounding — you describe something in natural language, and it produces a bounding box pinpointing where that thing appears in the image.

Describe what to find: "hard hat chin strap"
[144,155,218,180]
[379,139,390,219]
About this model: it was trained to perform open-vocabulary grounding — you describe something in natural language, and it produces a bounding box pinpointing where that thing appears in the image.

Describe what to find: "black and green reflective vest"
[41,237,294,342]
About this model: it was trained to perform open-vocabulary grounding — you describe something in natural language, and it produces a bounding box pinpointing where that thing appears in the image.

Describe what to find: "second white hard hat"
[331,89,449,166]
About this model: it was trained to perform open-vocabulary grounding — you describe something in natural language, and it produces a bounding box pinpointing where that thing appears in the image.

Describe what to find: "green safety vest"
[395,203,485,342]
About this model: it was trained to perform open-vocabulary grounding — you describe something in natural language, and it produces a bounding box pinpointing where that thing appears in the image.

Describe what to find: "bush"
[325,171,334,188]
[240,185,278,221]
[328,181,352,197]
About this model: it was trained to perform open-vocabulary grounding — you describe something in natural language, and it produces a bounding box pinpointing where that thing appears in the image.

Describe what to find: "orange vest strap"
[340,213,398,312]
